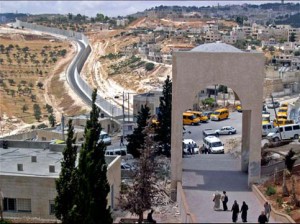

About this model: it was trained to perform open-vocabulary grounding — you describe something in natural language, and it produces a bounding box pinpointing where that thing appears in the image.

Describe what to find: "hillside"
[0,26,89,136]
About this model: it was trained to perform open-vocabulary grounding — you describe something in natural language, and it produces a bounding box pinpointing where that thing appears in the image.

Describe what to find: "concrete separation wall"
[252,184,296,223]
[176,182,197,223]
[0,140,50,149]
[13,20,123,118]
[1,131,37,140]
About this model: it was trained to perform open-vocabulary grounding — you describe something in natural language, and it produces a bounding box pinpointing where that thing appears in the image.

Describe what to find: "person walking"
[221,191,228,211]
[264,201,271,222]
[258,211,268,224]
[231,200,240,223]
[240,201,249,223]
[120,135,125,147]
[147,209,156,224]
[213,191,222,211]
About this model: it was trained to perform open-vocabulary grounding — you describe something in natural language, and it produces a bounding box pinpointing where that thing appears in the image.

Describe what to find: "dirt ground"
[0,26,90,137]
[258,165,300,222]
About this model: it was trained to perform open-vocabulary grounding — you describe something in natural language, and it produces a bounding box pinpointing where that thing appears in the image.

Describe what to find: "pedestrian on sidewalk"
[120,135,125,147]
[240,201,248,223]
[147,209,156,224]
[221,191,228,211]
[213,191,221,211]
[231,200,239,223]
[264,201,271,222]
[258,211,268,224]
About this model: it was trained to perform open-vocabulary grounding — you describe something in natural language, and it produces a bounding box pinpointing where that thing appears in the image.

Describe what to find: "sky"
[0,1,294,17]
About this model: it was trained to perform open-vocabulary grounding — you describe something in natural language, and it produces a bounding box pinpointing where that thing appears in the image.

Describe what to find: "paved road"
[184,111,243,146]
[182,154,276,223]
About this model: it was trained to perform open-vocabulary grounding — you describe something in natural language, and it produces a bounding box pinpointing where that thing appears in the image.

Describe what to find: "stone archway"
[171,42,265,193]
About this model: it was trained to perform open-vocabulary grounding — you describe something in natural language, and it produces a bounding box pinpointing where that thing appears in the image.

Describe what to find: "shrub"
[202,97,215,107]
[37,123,48,129]
[0,220,12,224]
[266,186,276,196]
[145,62,155,71]
[276,197,283,206]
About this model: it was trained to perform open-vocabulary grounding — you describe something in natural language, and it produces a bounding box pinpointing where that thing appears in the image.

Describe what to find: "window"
[42,137,46,141]
[285,126,292,131]
[3,198,31,212]
[49,200,55,215]
[17,198,31,212]
[293,125,300,130]
[4,198,16,211]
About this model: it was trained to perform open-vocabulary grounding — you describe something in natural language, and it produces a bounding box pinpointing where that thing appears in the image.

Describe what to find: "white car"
[215,126,237,136]
[182,139,199,154]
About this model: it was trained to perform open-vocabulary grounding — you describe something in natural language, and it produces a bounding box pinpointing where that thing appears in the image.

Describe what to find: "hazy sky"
[0,1,291,17]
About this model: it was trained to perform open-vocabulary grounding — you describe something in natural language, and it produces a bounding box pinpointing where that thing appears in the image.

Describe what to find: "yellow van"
[186,111,209,122]
[210,108,229,121]
[236,105,242,112]
[273,119,294,127]
[277,107,288,117]
[183,112,201,125]
[262,114,270,125]
[280,103,288,109]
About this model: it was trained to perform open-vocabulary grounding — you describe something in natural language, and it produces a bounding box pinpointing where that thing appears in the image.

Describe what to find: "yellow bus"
[183,112,201,125]
[262,114,270,125]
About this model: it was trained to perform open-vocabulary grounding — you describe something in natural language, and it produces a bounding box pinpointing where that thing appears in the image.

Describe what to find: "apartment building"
[0,142,121,220]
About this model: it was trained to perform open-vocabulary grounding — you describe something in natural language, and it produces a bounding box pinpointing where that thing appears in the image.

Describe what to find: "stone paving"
[182,154,277,223]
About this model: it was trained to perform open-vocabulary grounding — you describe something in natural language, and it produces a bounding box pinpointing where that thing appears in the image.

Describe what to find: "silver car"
[215,126,237,136]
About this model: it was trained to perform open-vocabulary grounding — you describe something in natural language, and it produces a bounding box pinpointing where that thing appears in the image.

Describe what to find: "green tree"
[48,114,56,127]
[127,105,151,158]
[155,76,172,156]
[119,126,160,223]
[37,81,44,89]
[75,89,113,224]
[290,32,296,42]
[294,51,300,56]
[55,120,78,224]
[33,104,42,121]
[145,62,155,71]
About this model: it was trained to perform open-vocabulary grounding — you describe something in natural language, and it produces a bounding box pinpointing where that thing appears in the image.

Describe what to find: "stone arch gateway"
[171,43,265,194]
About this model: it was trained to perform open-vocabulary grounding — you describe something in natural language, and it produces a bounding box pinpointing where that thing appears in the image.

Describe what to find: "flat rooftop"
[0,147,116,177]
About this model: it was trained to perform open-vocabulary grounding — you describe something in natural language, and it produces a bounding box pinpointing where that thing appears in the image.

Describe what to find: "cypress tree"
[155,76,172,156]
[75,89,112,224]
[55,119,78,224]
[127,105,151,158]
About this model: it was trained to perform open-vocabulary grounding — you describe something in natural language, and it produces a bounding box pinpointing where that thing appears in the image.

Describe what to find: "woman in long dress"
[213,191,221,210]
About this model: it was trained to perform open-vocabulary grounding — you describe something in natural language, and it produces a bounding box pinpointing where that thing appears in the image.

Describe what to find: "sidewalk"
[182,154,277,223]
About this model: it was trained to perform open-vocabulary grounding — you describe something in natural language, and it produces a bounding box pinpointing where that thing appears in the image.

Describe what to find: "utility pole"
[122,91,125,138]
[271,94,282,141]
[128,92,130,122]
[61,113,65,141]
[214,84,217,107]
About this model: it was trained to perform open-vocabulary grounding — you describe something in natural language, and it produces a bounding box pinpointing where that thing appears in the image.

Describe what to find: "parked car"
[98,131,112,145]
[182,139,199,154]
[203,136,224,154]
[202,129,217,137]
[202,111,214,119]
[236,105,242,112]
[215,126,237,136]
[262,110,270,115]
[267,101,280,109]
[121,162,134,170]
